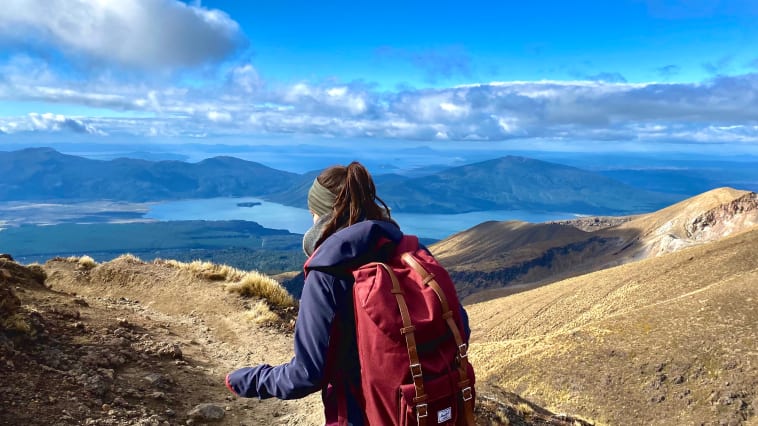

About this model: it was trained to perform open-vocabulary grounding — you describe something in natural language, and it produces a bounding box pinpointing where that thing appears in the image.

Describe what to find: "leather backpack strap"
[377,263,429,426]
[401,253,476,426]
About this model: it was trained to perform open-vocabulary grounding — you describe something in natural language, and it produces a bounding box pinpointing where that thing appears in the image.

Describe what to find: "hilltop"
[433,187,758,300]
[467,224,758,424]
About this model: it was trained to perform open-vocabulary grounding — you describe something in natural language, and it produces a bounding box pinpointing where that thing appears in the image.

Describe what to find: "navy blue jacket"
[226,220,470,425]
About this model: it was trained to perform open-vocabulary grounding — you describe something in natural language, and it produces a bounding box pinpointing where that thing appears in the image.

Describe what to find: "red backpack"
[348,235,475,425]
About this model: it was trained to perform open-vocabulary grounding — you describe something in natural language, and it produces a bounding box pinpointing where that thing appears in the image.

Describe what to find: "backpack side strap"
[376,262,429,426]
[401,253,476,426]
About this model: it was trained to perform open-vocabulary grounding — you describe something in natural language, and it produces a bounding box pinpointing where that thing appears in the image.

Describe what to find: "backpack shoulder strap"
[401,252,476,426]
[375,262,429,426]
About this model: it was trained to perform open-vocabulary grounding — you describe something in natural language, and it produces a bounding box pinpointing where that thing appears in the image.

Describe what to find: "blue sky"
[0,0,757,151]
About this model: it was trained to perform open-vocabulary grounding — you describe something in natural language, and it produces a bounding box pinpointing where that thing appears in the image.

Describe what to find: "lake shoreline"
[1,197,581,240]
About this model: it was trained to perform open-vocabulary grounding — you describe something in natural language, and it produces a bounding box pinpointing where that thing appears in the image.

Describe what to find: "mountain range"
[1,147,676,215]
[0,147,300,202]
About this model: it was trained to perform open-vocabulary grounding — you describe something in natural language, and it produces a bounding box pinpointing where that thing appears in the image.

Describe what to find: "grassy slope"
[468,226,758,425]
[431,221,592,271]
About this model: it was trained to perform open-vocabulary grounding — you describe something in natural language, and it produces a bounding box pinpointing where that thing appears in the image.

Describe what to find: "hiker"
[226,161,474,425]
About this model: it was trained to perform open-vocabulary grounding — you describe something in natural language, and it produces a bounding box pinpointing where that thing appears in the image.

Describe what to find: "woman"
[225,161,469,425]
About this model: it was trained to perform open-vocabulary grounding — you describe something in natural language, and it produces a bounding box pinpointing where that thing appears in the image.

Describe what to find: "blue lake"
[145,198,579,240]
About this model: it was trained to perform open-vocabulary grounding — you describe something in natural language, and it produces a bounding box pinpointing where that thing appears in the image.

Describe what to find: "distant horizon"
[2,140,758,177]
[2,143,756,201]
[2,1,758,154]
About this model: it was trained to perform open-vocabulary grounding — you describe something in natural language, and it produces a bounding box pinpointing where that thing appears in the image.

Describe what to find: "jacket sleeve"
[226,270,339,399]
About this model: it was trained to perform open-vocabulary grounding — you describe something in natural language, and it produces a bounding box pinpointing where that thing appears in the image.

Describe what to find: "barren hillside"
[609,188,758,260]
[433,188,758,300]
[468,225,758,425]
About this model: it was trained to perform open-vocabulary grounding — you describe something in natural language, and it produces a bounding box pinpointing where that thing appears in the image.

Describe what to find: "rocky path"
[1,257,321,425]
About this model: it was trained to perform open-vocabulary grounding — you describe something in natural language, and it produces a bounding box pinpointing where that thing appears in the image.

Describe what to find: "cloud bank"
[2,71,758,145]
[0,0,245,70]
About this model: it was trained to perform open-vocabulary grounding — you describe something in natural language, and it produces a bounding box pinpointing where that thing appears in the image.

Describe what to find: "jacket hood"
[305,220,403,270]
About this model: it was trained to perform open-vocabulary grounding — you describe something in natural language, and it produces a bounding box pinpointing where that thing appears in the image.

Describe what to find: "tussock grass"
[113,253,145,264]
[61,255,98,269]
[244,301,280,325]
[497,413,511,425]
[154,258,295,308]
[77,255,97,270]
[155,259,246,282]
[225,272,295,308]
[516,402,534,416]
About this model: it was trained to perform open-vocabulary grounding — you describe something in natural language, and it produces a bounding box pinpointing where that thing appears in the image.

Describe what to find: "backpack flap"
[398,362,476,426]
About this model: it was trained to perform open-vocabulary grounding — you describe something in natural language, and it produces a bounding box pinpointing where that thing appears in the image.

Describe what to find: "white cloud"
[227,64,262,94]
[2,65,758,146]
[327,87,348,97]
[207,110,232,123]
[0,0,245,70]
[2,112,108,135]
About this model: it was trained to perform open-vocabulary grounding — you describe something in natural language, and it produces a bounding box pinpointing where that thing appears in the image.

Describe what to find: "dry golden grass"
[225,272,295,308]
[244,301,280,325]
[113,253,145,264]
[77,255,97,270]
[468,225,758,425]
[515,402,534,417]
[155,259,246,282]
[60,255,98,269]
[153,258,295,308]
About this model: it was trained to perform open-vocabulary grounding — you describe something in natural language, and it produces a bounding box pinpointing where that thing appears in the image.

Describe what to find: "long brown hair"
[315,161,393,247]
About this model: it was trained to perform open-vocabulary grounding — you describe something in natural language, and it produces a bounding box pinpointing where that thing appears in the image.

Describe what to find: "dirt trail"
[1,257,322,425]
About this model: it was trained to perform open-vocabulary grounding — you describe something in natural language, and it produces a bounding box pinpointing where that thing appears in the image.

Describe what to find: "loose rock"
[187,403,225,422]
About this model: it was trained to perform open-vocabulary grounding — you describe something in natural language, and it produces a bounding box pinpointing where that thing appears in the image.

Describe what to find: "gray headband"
[307,178,337,217]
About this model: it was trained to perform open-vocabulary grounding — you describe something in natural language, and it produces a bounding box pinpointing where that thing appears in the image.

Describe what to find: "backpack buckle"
[458,343,468,358]
[462,387,473,401]
[410,363,423,378]
[416,403,428,419]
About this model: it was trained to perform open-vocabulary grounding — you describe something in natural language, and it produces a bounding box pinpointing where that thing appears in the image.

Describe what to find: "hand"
[225,373,237,395]
[225,366,261,398]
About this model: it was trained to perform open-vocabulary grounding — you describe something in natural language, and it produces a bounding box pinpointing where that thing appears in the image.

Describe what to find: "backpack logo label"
[437,407,452,423]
